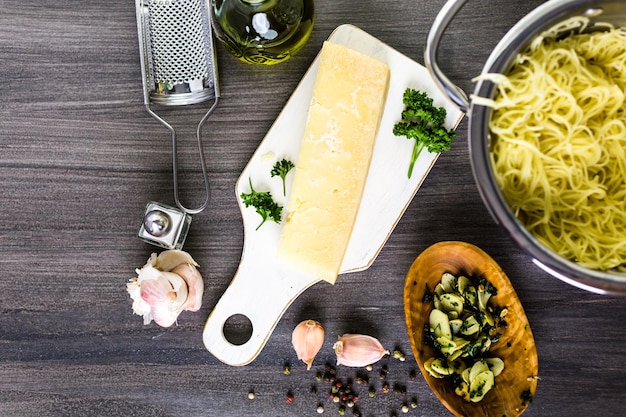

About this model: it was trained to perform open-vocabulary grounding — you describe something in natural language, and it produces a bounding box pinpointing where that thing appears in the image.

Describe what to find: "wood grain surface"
[1,1,625,416]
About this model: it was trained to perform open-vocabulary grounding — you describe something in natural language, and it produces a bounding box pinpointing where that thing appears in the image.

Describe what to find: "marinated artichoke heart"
[424,272,505,403]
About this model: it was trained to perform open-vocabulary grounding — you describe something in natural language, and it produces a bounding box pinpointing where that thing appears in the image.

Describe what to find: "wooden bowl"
[404,241,538,417]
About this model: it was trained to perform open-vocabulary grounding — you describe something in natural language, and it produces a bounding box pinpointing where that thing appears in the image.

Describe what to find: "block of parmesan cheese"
[277,41,390,284]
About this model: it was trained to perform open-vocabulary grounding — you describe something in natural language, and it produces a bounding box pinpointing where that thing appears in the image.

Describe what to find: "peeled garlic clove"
[292,320,325,370]
[333,334,389,367]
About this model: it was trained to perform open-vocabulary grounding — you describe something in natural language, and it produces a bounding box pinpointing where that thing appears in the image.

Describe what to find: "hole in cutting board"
[223,314,253,346]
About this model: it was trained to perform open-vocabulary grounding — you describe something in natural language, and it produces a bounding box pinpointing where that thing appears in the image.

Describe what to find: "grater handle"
[145,97,219,215]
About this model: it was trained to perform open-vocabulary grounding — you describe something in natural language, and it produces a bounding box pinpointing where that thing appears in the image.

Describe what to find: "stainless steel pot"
[425,0,626,294]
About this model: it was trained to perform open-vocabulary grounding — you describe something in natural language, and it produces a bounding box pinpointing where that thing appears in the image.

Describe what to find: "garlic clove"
[150,249,199,272]
[136,267,188,327]
[292,320,325,370]
[152,249,204,312]
[172,263,204,312]
[140,278,178,328]
[127,250,202,327]
[333,334,390,367]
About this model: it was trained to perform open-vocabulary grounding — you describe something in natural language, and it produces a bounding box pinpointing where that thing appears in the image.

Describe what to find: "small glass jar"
[211,0,315,65]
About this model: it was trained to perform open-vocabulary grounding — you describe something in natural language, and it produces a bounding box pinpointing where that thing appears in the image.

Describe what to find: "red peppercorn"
[286,392,294,404]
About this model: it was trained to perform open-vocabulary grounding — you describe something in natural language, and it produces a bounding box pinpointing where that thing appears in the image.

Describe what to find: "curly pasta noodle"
[477,18,626,271]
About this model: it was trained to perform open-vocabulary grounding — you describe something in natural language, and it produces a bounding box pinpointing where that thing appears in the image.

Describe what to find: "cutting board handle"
[203,258,319,366]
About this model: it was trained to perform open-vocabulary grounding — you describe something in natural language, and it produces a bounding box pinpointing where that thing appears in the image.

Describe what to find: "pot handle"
[425,0,470,113]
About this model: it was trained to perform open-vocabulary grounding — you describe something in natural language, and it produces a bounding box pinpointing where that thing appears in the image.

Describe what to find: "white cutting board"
[203,24,464,366]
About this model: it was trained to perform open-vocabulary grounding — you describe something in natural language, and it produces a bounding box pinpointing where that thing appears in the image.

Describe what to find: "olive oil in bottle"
[211,0,314,65]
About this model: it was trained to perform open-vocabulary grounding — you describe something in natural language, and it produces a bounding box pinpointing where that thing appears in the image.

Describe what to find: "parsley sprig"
[240,178,283,230]
[393,88,456,178]
[271,158,295,196]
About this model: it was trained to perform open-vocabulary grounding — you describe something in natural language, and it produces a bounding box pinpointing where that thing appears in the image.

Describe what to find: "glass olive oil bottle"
[211,0,314,65]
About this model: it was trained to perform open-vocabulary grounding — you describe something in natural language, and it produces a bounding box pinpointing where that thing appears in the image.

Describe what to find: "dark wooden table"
[1,1,625,416]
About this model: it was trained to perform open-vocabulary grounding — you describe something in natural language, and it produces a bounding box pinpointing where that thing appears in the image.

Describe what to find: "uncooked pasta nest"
[473,17,626,271]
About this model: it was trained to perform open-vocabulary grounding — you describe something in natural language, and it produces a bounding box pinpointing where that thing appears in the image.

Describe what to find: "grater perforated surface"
[147,0,214,86]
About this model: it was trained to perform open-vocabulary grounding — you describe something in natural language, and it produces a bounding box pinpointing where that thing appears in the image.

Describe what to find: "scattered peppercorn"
[393,384,407,395]
[355,372,368,385]
[278,343,418,416]
[247,391,255,400]
[323,364,337,383]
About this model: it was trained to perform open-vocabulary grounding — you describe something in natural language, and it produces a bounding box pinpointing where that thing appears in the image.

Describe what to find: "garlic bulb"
[333,334,389,367]
[292,320,325,370]
[127,250,204,327]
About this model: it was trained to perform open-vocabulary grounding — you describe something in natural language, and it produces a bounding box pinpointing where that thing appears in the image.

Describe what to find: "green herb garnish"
[240,178,283,230]
[393,88,456,178]
[271,158,295,196]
